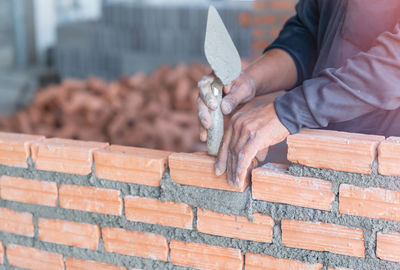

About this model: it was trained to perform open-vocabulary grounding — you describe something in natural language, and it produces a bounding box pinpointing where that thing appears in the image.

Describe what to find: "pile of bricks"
[0,128,399,269]
[0,63,211,152]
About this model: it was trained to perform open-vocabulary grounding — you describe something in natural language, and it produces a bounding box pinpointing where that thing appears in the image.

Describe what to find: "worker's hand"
[215,100,290,188]
[197,72,256,142]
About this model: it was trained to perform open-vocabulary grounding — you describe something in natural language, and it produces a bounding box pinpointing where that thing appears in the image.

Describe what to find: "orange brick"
[0,132,44,168]
[124,196,193,229]
[170,240,243,270]
[0,176,57,206]
[269,1,297,10]
[287,129,384,174]
[0,207,33,236]
[238,12,251,27]
[339,184,400,222]
[245,253,323,270]
[197,209,274,242]
[376,232,400,262]
[252,163,335,211]
[253,1,268,10]
[252,28,265,40]
[38,218,100,250]
[94,145,170,186]
[7,244,64,270]
[59,184,122,215]
[65,257,125,270]
[169,152,249,192]
[102,227,168,261]
[378,137,400,176]
[252,15,276,25]
[0,241,3,264]
[31,138,108,175]
[281,219,365,257]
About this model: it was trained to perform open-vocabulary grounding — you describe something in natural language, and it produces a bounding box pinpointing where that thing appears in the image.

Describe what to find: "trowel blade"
[204,5,242,86]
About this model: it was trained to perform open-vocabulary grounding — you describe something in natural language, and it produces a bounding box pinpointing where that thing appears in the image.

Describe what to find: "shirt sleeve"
[274,22,400,134]
[264,0,319,85]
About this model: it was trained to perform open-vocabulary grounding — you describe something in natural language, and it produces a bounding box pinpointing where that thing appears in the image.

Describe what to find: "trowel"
[204,5,242,156]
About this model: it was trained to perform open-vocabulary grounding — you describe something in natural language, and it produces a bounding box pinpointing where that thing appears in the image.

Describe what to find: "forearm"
[244,48,298,96]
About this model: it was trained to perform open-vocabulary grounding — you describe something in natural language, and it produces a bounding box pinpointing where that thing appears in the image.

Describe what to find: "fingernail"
[215,167,223,176]
[208,100,218,110]
[221,101,232,114]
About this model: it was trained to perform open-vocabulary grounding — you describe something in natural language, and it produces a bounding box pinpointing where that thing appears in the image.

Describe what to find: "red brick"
[0,176,57,206]
[7,244,64,270]
[281,219,365,257]
[0,132,44,168]
[252,163,335,211]
[238,12,251,27]
[0,241,3,264]
[269,0,297,10]
[38,218,100,250]
[124,196,193,229]
[376,232,400,262]
[170,240,243,270]
[252,15,276,25]
[94,145,170,186]
[197,209,274,242]
[339,184,400,222]
[65,257,125,270]
[253,1,268,10]
[378,137,400,176]
[0,207,34,236]
[59,184,122,215]
[287,129,384,174]
[169,152,249,192]
[31,138,108,175]
[245,253,323,270]
[102,227,168,261]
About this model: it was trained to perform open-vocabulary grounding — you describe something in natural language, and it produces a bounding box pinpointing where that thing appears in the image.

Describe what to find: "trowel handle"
[207,78,224,156]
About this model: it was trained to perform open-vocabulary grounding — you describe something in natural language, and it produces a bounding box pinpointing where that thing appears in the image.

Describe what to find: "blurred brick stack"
[0,64,212,152]
[239,0,298,57]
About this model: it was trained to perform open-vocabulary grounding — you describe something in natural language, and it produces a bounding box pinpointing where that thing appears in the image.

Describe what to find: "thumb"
[221,84,252,114]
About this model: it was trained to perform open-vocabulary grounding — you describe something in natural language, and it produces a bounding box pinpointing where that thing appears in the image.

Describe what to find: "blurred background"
[0,0,296,152]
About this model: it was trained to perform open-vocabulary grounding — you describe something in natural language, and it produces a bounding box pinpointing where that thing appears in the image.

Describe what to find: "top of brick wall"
[0,129,398,192]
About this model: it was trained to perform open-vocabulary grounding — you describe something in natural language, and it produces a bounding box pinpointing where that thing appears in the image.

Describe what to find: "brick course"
[0,175,57,206]
[59,184,122,215]
[124,196,193,229]
[38,218,100,250]
[94,145,170,186]
[281,219,365,257]
[170,240,243,270]
[7,244,64,270]
[0,207,34,236]
[197,209,274,242]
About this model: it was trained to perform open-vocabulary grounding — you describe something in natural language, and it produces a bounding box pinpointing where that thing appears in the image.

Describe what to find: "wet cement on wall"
[0,161,399,269]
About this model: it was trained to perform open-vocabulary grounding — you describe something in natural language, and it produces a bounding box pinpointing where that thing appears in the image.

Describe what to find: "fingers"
[197,97,212,129]
[199,121,207,142]
[215,126,232,176]
[198,76,218,110]
[235,140,259,188]
[221,83,254,115]
[256,148,269,163]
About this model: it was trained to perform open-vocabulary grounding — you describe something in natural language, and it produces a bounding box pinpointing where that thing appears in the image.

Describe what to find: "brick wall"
[242,0,298,57]
[0,129,399,269]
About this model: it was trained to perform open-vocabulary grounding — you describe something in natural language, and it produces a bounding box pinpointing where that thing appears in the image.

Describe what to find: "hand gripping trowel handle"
[207,78,224,156]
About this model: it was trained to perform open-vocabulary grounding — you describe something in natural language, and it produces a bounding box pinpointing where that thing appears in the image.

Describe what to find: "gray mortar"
[288,162,400,192]
[160,169,253,218]
[0,163,399,269]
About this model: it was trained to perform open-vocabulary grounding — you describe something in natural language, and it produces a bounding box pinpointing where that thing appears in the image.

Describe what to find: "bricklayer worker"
[197,0,400,188]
